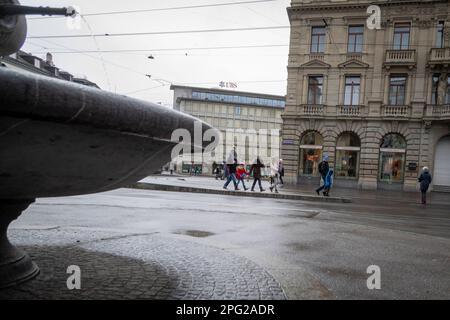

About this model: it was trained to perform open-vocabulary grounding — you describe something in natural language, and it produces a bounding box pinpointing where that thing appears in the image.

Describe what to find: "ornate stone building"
[281,0,450,191]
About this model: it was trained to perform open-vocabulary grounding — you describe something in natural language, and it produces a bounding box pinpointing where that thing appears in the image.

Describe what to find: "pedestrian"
[214,166,221,180]
[278,159,285,186]
[323,169,334,197]
[223,159,239,190]
[222,161,228,180]
[190,162,195,176]
[418,167,432,205]
[250,157,265,192]
[269,158,280,193]
[316,154,330,195]
[236,162,249,191]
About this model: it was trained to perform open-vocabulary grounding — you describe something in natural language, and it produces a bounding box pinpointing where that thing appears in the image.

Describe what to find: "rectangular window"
[389,76,407,106]
[432,74,440,105]
[344,76,361,106]
[436,21,445,48]
[235,106,241,115]
[308,76,324,105]
[311,27,326,53]
[348,25,364,53]
[447,76,450,104]
[393,23,411,50]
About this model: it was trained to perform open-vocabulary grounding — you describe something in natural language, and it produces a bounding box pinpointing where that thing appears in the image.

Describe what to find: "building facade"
[171,85,285,174]
[282,0,450,192]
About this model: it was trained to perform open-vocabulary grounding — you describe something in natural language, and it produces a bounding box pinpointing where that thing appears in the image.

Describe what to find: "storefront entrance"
[434,135,450,191]
[378,133,406,191]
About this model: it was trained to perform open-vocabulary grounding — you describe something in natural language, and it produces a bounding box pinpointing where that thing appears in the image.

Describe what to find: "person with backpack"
[418,167,432,205]
[250,157,265,192]
[316,154,330,195]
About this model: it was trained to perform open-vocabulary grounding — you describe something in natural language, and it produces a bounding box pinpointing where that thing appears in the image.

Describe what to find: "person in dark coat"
[316,154,330,195]
[250,157,265,192]
[223,159,239,190]
[418,167,432,205]
[278,159,285,186]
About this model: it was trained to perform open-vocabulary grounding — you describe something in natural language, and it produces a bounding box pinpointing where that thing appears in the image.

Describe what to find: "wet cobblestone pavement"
[0,229,286,300]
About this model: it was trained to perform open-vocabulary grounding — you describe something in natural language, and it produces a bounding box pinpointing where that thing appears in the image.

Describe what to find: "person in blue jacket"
[323,169,334,197]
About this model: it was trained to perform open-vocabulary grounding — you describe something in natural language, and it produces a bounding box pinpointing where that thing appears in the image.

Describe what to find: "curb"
[129,182,352,204]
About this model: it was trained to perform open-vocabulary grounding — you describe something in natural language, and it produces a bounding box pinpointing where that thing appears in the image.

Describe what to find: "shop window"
[335,132,361,179]
[379,134,406,183]
[299,131,324,176]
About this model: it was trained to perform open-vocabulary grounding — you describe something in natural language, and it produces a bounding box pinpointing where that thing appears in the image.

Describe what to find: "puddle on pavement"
[174,230,215,238]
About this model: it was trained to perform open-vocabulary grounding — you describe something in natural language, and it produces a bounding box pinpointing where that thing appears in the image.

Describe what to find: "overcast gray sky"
[21,0,291,106]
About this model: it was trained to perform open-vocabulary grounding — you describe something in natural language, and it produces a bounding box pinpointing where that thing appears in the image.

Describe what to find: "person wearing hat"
[418,167,432,205]
[316,154,330,196]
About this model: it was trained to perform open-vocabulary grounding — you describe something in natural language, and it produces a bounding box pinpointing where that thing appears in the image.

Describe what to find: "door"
[434,136,450,187]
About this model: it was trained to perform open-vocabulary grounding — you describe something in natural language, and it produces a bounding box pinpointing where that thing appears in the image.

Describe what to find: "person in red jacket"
[236,162,249,191]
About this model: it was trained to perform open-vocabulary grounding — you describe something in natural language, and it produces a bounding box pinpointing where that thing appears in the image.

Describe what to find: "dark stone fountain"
[0,1,216,287]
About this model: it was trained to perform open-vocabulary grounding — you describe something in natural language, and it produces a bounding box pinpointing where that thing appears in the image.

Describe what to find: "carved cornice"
[288,0,449,21]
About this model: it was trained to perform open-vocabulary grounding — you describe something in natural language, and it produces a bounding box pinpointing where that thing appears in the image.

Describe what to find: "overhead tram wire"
[28,0,279,20]
[27,39,174,87]
[28,29,443,47]
[28,25,291,39]
[28,44,290,55]
[25,40,289,92]
[25,39,440,83]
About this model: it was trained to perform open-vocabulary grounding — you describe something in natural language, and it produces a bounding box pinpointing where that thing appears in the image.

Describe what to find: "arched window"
[335,132,361,179]
[299,131,323,176]
[379,133,407,182]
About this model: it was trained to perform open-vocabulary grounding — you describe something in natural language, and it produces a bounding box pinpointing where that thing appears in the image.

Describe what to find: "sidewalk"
[133,175,350,203]
[131,175,450,207]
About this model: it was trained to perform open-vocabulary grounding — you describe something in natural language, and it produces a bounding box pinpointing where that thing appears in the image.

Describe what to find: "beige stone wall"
[283,0,450,190]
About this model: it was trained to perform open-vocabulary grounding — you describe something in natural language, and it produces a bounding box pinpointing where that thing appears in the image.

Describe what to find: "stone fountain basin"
[0,67,213,199]
[0,67,216,288]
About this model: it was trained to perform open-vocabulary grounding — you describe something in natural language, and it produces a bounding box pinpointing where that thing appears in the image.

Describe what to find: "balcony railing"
[308,53,325,61]
[337,105,363,117]
[384,49,416,68]
[429,48,450,64]
[301,104,324,116]
[382,105,411,118]
[425,104,450,120]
